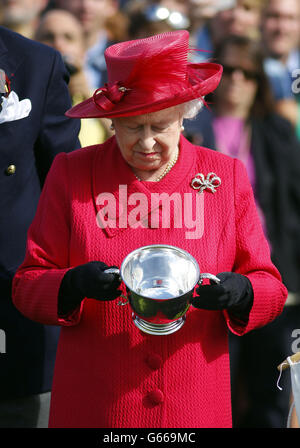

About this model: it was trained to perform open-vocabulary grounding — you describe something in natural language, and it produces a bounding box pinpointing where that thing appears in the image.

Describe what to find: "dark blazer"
[184,108,300,293]
[0,27,81,399]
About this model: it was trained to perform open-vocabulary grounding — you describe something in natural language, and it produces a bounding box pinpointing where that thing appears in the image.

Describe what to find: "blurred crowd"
[1,0,299,141]
[1,0,300,428]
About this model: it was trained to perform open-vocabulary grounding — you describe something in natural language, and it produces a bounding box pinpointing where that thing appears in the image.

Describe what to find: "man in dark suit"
[0,26,80,427]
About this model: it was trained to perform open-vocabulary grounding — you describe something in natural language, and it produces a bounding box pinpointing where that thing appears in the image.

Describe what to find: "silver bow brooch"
[191,172,221,193]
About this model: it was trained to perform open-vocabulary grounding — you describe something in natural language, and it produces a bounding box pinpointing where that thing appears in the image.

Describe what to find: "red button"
[147,389,164,405]
[146,354,163,370]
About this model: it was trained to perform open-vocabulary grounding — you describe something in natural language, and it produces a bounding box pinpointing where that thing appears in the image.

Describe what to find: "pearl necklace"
[134,150,179,182]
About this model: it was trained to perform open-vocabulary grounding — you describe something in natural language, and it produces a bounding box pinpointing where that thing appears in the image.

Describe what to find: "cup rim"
[120,244,200,299]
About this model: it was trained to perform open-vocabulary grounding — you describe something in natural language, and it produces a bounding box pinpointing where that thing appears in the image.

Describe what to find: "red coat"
[12,135,287,428]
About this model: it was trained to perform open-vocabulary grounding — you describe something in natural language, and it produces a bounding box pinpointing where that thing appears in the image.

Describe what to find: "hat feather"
[123,39,190,97]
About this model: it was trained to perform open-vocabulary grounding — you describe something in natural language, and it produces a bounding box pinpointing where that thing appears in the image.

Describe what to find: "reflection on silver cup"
[105,244,220,335]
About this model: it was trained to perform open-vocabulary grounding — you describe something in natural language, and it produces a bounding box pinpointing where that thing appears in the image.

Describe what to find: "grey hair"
[181,98,204,120]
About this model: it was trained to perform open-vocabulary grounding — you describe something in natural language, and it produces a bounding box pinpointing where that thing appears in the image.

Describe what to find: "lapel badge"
[191,172,221,193]
[0,69,11,96]
[0,69,11,113]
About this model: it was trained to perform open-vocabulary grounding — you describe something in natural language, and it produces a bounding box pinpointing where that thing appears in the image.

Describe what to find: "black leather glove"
[192,272,253,318]
[58,261,122,316]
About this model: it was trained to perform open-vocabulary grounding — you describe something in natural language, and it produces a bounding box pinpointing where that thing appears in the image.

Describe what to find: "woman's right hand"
[58,261,122,316]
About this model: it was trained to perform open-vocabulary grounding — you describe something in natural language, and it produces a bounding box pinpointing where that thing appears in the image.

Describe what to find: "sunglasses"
[222,64,260,81]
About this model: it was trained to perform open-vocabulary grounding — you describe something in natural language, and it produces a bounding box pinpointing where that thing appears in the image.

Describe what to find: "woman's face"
[112,106,183,176]
[215,45,258,117]
[36,10,85,67]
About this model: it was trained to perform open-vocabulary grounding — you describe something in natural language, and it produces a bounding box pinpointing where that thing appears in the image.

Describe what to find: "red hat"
[66,30,223,119]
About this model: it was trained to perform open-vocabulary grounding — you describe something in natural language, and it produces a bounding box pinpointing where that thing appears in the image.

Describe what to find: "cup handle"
[103,267,129,306]
[198,273,221,285]
[103,267,120,278]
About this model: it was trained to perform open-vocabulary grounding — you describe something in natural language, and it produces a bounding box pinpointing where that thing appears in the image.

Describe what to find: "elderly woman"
[12,31,287,428]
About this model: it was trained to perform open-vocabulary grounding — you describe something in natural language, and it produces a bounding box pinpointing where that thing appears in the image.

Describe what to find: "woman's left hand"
[192,272,254,316]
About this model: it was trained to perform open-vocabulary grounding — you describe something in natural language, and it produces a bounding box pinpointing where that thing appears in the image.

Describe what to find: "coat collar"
[92,135,196,238]
[0,33,7,57]
[0,27,25,83]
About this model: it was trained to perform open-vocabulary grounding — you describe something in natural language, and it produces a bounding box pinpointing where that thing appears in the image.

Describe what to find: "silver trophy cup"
[106,244,220,335]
